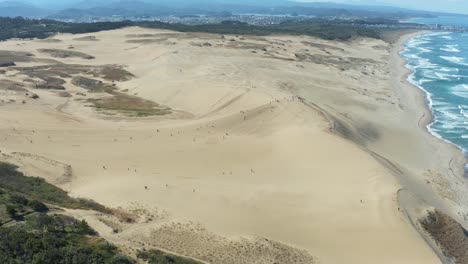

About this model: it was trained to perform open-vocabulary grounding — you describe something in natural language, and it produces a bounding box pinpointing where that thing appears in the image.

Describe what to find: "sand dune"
[0,27,466,263]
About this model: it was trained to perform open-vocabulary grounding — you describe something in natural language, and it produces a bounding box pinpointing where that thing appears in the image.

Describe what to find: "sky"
[5,0,468,14]
[297,0,468,14]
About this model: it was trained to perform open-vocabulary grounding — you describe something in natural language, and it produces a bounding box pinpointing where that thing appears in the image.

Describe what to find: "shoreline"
[394,31,435,136]
[393,30,467,174]
[397,31,468,158]
[392,30,468,262]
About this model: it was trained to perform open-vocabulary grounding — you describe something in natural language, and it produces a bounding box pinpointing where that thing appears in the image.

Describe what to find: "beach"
[0,27,466,263]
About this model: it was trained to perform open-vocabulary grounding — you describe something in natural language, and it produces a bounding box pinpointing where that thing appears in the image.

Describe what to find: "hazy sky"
[6,0,468,14]
[298,0,468,14]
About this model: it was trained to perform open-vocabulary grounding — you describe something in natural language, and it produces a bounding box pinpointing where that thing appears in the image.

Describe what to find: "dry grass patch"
[126,38,168,44]
[72,76,115,93]
[73,36,99,41]
[100,66,135,81]
[421,210,468,264]
[14,64,134,81]
[0,50,35,67]
[0,80,27,92]
[88,92,171,117]
[38,49,95,59]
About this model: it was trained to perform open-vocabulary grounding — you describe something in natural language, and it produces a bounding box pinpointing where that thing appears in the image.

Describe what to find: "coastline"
[390,30,468,262]
[392,30,467,179]
[397,31,468,159]
[395,31,434,129]
[393,31,467,177]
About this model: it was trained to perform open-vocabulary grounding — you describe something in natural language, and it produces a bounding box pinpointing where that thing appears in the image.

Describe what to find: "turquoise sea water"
[402,31,468,153]
[407,16,468,28]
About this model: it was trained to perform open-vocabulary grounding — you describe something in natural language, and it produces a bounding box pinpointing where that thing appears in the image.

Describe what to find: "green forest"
[0,16,397,42]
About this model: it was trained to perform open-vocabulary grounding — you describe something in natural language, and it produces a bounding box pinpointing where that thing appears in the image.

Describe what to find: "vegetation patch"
[72,76,116,93]
[13,64,134,93]
[0,169,131,263]
[420,210,468,264]
[0,162,110,213]
[0,17,410,43]
[38,48,95,59]
[88,93,171,117]
[99,66,135,82]
[0,50,35,66]
[137,249,203,264]
[0,188,48,224]
[0,214,134,264]
[73,36,99,41]
[0,80,27,92]
[72,76,170,117]
[15,64,134,83]
[126,38,167,44]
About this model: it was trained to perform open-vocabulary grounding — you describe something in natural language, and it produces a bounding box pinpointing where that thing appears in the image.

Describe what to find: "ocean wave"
[437,109,462,120]
[432,118,468,131]
[451,84,468,98]
[459,105,468,119]
[438,67,459,72]
[440,44,461,53]
[422,70,458,80]
[459,84,468,90]
[441,35,454,40]
[406,38,430,48]
[425,32,451,37]
[440,56,468,66]
[419,78,433,85]
[431,101,452,107]
[418,47,432,53]
[407,56,439,69]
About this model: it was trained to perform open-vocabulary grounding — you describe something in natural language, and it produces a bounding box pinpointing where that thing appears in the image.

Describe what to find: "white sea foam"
[419,78,432,85]
[441,35,453,40]
[422,70,454,80]
[431,101,451,107]
[451,84,468,98]
[458,105,468,119]
[426,32,451,37]
[440,56,468,66]
[406,38,429,48]
[434,72,453,80]
[438,110,460,120]
[418,47,432,53]
[439,67,459,72]
[440,44,461,53]
[460,84,468,90]
[410,56,438,69]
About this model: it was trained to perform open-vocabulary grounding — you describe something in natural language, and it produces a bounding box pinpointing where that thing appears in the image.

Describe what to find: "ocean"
[406,15,468,28]
[402,30,468,154]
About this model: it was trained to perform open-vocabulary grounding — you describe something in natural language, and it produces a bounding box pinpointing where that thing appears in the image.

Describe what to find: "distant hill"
[49,0,439,20]
[52,0,177,20]
[1,0,465,20]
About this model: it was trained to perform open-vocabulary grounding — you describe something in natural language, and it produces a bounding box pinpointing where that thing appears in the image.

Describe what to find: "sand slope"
[0,27,465,263]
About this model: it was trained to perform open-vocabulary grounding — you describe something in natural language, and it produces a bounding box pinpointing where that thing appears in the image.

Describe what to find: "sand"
[0,27,466,263]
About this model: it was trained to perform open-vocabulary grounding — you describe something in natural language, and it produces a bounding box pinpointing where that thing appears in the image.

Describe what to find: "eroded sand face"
[0,27,464,263]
